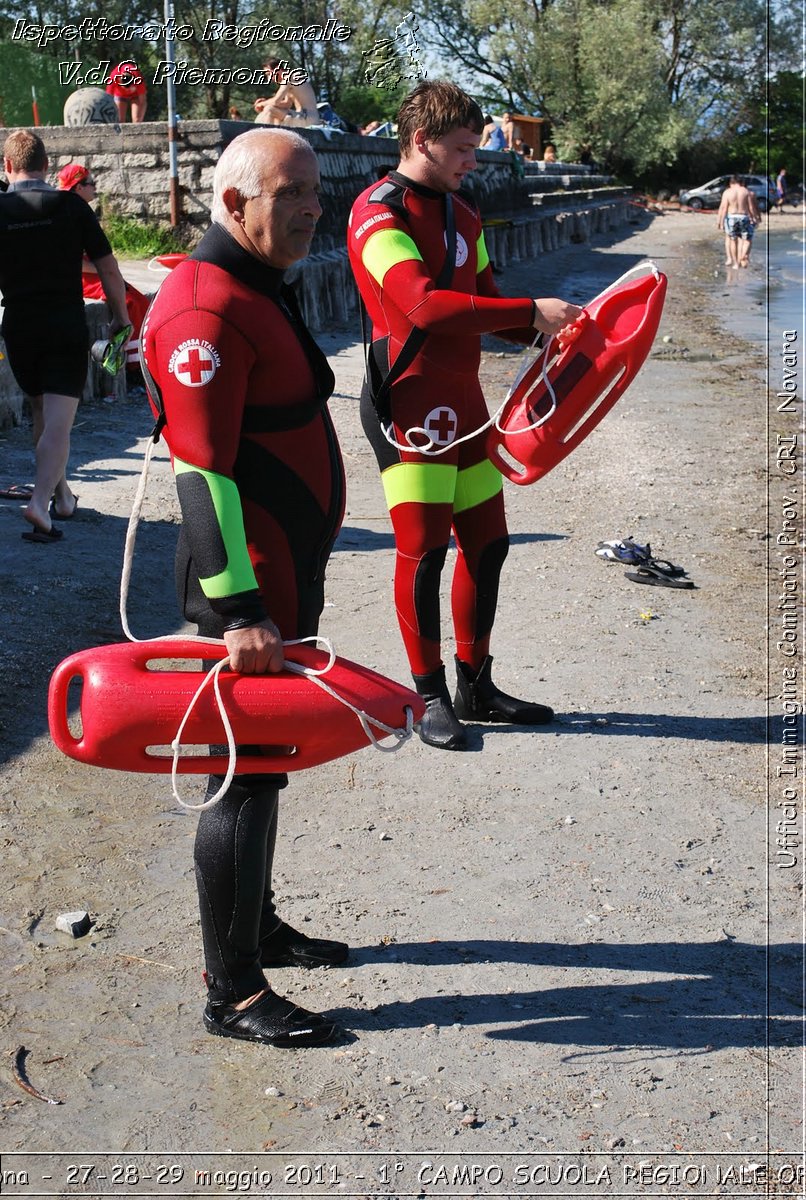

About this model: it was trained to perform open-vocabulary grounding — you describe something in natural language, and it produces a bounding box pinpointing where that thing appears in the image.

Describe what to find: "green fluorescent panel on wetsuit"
[453,459,503,513]
[476,233,490,273]
[363,228,423,286]
[381,461,458,510]
[173,457,258,599]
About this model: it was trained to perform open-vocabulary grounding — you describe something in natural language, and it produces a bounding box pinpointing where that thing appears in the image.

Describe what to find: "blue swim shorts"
[724,214,754,240]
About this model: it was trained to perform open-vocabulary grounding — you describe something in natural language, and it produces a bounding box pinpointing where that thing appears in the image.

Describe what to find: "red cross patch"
[168,339,221,387]
[423,405,458,446]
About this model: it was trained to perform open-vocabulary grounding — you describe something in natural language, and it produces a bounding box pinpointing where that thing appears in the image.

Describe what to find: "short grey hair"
[210,128,314,224]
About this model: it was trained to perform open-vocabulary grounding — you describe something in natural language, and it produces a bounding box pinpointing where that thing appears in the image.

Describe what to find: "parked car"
[680,174,776,212]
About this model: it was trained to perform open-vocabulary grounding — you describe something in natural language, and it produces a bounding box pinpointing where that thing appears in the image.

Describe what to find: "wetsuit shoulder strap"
[364,193,456,425]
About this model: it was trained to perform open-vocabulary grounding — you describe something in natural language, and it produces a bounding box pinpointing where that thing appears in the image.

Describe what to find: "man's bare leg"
[23,393,79,533]
[724,231,738,265]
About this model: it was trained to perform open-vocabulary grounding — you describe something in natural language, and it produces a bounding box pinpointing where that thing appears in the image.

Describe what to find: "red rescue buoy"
[48,640,424,775]
[155,253,189,270]
[486,268,667,486]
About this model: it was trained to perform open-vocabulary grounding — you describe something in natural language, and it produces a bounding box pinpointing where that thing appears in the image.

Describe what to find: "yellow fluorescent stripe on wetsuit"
[382,461,458,510]
[453,458,503,514]
[363,227,423,286]
[476,232,490,273]
[173,457,258,599]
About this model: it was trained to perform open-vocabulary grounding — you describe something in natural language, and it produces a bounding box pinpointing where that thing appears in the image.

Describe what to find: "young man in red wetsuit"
[348,81,582,750]
[142,129,347,1049]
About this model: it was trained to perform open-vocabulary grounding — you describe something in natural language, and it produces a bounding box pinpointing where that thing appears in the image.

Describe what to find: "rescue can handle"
[486,314,589,484]
[47,657,86,755]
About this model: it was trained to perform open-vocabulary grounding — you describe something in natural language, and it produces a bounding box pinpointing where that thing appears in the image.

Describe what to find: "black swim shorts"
[1,306,89,399]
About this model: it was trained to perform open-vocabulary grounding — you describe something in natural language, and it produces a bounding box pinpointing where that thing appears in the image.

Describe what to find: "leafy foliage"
[0,0,414,123]
[0,41,65,125]
[417,0,786,178]
[98,207,186,256]
[731,72,803,181]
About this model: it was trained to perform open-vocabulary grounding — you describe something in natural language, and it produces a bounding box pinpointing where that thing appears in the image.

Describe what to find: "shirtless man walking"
[717,176,761,268]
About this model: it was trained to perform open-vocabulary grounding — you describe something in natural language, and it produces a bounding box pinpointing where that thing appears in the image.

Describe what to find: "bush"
[98,207,189,258]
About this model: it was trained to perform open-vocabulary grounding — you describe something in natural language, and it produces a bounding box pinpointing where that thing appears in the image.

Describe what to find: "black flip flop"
[49,497,78,520]
[625,566,695,589]
[648,557,686,577]
[0,484,33,500]
[21,526,64,545]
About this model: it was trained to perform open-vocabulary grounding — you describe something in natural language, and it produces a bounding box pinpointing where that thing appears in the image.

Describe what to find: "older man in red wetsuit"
[142,129,347,1049]
[348,81,582,750]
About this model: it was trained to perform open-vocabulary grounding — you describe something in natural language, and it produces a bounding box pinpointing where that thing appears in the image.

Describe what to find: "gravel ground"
[0,209,802,1198]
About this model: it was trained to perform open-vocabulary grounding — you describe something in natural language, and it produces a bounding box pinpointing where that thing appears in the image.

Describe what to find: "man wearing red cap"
[58,162,150,385]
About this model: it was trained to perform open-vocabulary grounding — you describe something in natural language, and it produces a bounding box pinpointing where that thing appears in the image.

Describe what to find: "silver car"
[680,174,775,212]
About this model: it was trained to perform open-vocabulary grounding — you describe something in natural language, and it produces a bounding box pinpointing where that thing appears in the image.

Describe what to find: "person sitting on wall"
[254,59,318,128]
[106,61,147,124]
[500,111,520,150]
[542,143,557,163]
[480,114,505,151]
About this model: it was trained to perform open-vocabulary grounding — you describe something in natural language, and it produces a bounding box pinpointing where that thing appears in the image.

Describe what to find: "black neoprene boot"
[453,655,554,725]
[412,665,468,751]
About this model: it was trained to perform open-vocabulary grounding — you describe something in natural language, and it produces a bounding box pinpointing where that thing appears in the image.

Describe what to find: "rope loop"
[380,260,661,453]
[119,461,416,809]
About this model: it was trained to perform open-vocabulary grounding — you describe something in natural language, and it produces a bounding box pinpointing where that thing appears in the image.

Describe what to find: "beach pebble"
[55,910,91,938]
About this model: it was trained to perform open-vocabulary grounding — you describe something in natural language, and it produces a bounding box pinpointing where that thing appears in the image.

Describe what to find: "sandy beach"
[0,208,802,1195]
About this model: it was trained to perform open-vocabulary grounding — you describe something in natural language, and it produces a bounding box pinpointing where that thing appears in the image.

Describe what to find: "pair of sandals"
[596,537,696,589]
[6,486,78,544]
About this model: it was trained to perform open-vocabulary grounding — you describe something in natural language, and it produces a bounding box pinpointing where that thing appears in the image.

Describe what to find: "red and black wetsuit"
[348,171,534,675]
[142,221,344,644]
[142,222,345,1004]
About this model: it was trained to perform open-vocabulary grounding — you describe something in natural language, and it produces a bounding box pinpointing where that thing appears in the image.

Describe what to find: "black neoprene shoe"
[203,989,343,1048]
[412,665,468,751]
[260,921,349,969]
[453,655,554,725]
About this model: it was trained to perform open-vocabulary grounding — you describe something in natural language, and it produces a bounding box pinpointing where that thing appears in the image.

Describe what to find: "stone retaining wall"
[32,122,530,245]
[0,120,637,427]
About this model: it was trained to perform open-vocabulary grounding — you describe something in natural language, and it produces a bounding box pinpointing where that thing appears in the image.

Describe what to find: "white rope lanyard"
[120,439,415,811]
[380,261,661,454]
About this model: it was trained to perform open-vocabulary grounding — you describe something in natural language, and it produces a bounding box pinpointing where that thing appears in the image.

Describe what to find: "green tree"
[0,0,414,122]
[0,40,65,125]
[418,0,785,177]
[731,71,804,181]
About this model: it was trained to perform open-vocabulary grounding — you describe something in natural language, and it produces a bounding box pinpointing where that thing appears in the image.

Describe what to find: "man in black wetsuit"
[0,130,129,542]
[142,129,348,1049]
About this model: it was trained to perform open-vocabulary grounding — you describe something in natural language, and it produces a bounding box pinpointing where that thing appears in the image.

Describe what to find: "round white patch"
[423,405,458,446]
[168,339,221,387]
[444,231,469,268]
